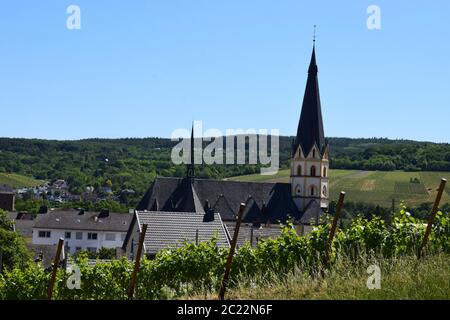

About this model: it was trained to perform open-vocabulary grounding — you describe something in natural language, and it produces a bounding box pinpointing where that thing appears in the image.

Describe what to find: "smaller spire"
[186,123,195,179]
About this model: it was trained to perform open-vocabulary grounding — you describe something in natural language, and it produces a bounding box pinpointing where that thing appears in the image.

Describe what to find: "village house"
[0,184,15,211]
[32,209,133,254]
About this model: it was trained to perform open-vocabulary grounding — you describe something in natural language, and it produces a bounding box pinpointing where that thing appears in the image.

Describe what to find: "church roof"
[294,46,326,156]
[299,199,328,225]
[137,177,300,223]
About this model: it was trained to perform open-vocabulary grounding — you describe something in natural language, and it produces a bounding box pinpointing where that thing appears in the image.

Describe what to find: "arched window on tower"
[323,167,327,177]
[310,165,316,177]
[322,185,327,196]
[297,165,302,176]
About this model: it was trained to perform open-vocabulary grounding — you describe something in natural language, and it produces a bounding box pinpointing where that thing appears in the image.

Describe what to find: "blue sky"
[0,0,449,142]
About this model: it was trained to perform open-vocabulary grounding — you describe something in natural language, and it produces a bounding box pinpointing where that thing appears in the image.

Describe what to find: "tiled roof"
[26,243,58,269]
[224,222,284,248]
[33,209,133,232]
[136,211,230,255]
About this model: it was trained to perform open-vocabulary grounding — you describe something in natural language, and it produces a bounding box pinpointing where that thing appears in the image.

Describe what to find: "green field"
[0,173,44,188]
[227,169,450,207]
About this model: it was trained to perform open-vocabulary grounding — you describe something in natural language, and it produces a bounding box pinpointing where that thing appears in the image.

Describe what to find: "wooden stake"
[128,223,148,300]
[218,203,246,300]
[418,178,447,259]
[47,238,64,300]
[325,192,346,263]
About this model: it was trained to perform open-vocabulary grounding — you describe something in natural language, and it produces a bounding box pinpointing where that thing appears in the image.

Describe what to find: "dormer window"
[297,165,302,176]
[313,149,316,158]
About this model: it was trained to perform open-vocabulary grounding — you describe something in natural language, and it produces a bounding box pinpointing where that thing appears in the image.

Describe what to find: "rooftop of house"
[0,184,15,195]
[133,210,230,255]
[33,209,133,232]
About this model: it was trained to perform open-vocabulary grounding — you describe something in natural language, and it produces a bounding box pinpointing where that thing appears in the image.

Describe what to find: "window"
[65,232,71,239]
[88,233,98,240]
[310,166,316,177]
[38,231,51,238]
[75,247,82,252]
[323,185,327,196]
[121,233,126,242]
[295,185,301,195]
[313,149,316,158]
[76,232,83,240]
[87,247,97,253]
[310,186,316,196]
[105,233,116,241]
[296,165,302,176]
[323,167,327,177]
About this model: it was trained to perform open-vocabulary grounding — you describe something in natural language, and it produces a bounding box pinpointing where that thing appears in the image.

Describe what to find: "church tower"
[290,44,329,213]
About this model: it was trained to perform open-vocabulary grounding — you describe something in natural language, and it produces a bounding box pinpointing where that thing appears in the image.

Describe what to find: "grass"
[228,169,450,207]
[0,172,44,188]
[185,254,450,300]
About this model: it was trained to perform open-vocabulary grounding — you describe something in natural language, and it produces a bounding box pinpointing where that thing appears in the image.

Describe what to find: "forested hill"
[0,136,449,197]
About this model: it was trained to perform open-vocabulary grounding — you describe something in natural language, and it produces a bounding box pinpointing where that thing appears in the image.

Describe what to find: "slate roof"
[299,199,327,225]
[33,209,133,232]
[293,46,327,156]
[137,177,300,223]
[0,184,14,194]
[135,211,230,255]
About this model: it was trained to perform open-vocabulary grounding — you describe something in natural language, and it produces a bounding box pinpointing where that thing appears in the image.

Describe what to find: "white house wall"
[32,228,127,254]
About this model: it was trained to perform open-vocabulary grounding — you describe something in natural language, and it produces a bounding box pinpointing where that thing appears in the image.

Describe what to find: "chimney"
[98,209,110,219]
[38,206,48,214]
[203,201,215,223]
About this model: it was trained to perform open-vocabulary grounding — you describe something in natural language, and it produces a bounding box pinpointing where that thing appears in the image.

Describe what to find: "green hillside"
[228,169,450,207]
[0,173,44,188]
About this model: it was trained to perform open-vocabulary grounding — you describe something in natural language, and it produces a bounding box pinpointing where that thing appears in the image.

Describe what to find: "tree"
[0,210,31,270]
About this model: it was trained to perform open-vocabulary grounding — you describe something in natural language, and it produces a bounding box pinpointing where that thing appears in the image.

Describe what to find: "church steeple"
[293,44,326,156]
[186,123,195,179]
[290,36,329,214]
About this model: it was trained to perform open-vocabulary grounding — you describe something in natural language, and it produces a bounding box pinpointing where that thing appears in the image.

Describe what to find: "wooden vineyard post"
[418,178,447,259]
[218,203,246,300]
[47,238,64,300]
[128,223,148,300]
[324,192,346,264]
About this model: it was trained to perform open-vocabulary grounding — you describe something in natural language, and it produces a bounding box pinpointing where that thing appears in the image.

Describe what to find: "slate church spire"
[293,42,326,157]
[186,123,195,179]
